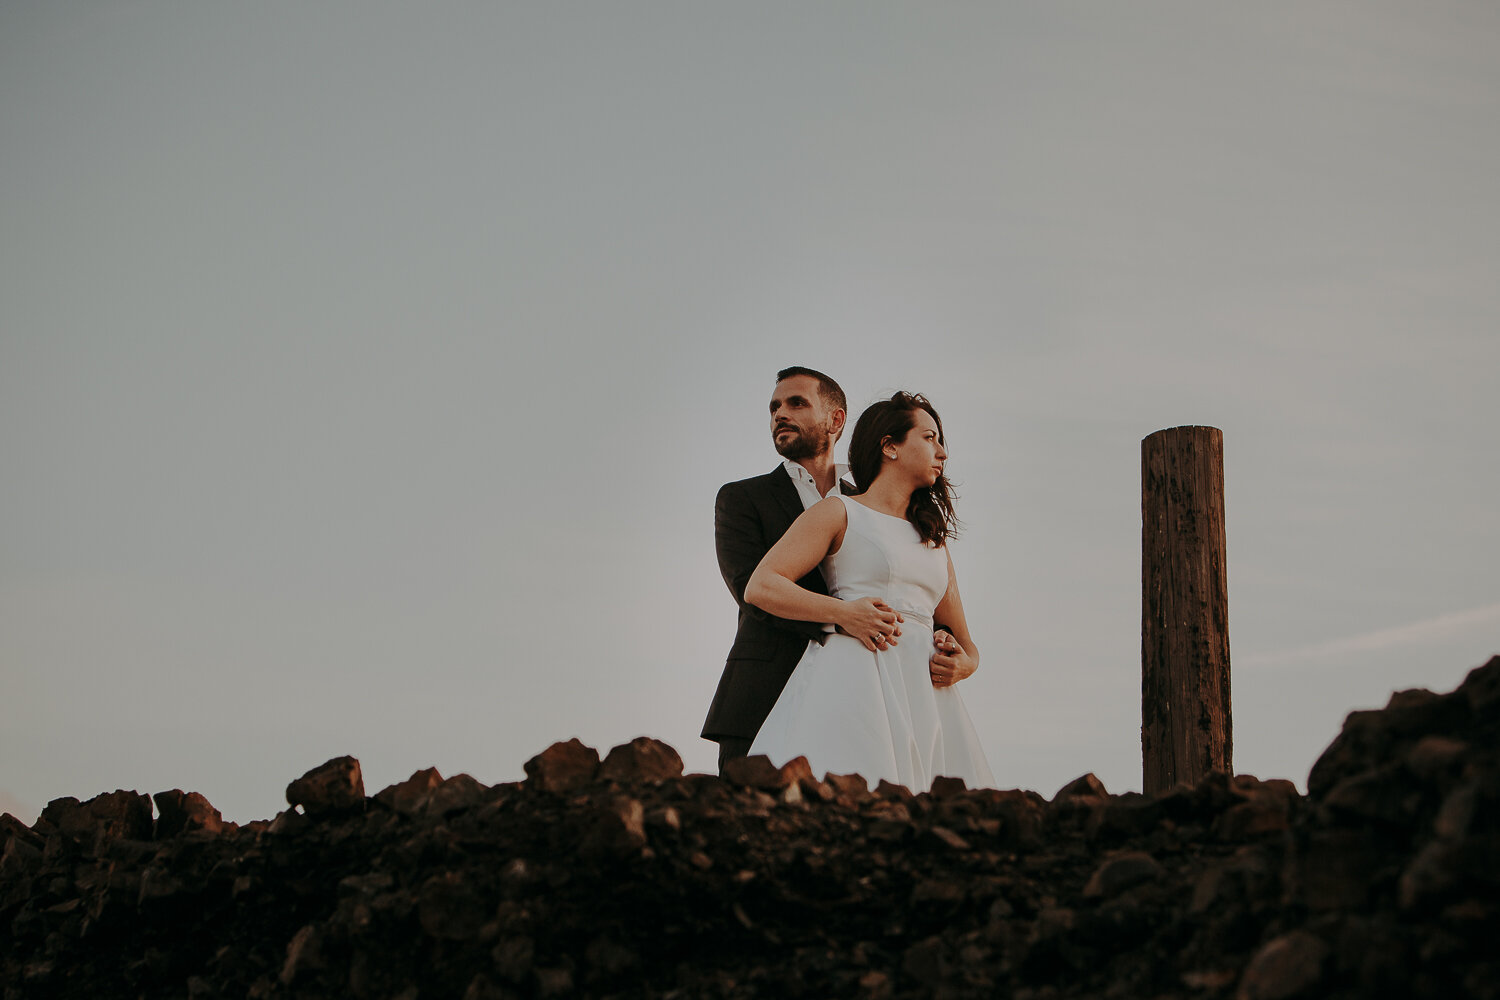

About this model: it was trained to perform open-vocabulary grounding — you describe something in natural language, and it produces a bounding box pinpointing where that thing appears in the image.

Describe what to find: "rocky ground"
[3,654,1497,1000]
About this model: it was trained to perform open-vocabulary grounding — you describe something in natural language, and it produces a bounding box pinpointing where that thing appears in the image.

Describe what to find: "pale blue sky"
[3,2,1497,823]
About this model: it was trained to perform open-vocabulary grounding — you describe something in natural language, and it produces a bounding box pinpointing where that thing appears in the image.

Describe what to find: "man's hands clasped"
[835,597,905,652]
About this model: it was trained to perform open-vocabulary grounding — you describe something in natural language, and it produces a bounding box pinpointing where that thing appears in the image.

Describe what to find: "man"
[702,367,855,773]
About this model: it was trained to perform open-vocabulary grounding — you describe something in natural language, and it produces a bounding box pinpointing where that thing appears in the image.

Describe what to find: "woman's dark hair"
[848,392,958,546]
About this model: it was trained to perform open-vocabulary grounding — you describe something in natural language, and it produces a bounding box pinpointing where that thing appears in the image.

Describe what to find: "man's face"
[769,375,837,461]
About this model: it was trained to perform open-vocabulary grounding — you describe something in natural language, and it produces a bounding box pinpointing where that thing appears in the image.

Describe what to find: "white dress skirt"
[749,495,994,791]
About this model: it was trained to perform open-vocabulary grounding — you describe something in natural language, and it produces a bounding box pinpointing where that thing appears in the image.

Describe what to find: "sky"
[3,3,1497,825]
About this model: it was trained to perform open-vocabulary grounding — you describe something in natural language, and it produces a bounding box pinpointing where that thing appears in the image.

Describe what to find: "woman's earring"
[885,451,897,461]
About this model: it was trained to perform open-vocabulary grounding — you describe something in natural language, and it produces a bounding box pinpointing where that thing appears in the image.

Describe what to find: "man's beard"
[774,426,831,461]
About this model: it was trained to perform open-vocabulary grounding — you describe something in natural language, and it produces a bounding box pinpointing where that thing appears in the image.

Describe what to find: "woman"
[745,392,994,791]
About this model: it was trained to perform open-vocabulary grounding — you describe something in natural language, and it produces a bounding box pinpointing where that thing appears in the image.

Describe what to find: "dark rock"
[1308,684,1474,798]
[1296,828,1382,911]
[597,737,684,783]
[1432,781,1479,840]
[534,966,574,997]
[423,773,490,817]
[579,796,647,857]
[418,871,488,941]
[1087,792,1164,841]
[825,773,870,798]
[267,807,307,835]
[279,924,326,985]
[1214,797,1290,840]
[583,935,639,977]
[1404,735,1469,780]
[923,825,971,851]
[1054,773,1108,801]
[0,831,43,879]
[722,753,813,790]
[902,935,946,986]
[875,778,914,801]
[1459,654,1500,713]
[1,812,42,851]
[285,756,365,816]
[1235,930,1329,1000]
[7,652,1500,1000]
[1398,840,1461,911]
[1319,764,1425,830]
[522,739,600,793]
[375,767,445,815]
[463,973,511,1000]
[988,788,1046,848]
[858,969,894,999]
[152,790,224,838]
[492,934,535,983]
[38,790,153,848]
[1083,851,1164,898]
[929,775,968,799]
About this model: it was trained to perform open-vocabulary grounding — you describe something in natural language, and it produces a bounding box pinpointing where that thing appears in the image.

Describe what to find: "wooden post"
[1141,426,1231,795]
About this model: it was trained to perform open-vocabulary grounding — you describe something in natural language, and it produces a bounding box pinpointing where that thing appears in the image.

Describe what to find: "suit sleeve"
[715,482,825,642]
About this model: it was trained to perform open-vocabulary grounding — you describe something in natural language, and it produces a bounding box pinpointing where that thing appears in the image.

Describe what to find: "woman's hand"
[837,598,904,652]
[929,629,977,688]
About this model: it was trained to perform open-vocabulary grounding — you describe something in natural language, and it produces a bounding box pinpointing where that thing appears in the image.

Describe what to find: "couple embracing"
[703,367,994,792]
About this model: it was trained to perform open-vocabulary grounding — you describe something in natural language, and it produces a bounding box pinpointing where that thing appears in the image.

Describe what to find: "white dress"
[748,495,994,791]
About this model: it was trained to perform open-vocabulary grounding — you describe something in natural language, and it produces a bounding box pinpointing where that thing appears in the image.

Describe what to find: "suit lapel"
[766,465,805,529]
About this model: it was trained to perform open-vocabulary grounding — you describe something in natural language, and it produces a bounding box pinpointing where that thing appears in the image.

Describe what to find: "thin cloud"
[1241,602,1500,669]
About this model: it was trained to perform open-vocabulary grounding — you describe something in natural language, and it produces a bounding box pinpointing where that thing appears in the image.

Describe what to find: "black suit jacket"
[702,466,847,743]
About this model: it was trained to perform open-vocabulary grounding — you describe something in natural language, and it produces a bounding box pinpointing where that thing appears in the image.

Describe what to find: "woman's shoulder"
[808,494,851,517]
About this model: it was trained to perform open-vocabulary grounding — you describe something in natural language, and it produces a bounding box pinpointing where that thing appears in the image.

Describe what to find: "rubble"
[3,654,1498,999]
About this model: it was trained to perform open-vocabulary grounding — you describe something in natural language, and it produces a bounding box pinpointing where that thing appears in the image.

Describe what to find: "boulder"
[375,768,445,816]
[1054,773,1108,801]
[1083,851,1164,899]
[1235,930,1329,1000]
[523,739,600,793]
[418,871,488,941]
[285,756,365,816]
[153,790,224,838]
[721,754,811,791]
[597,737,684,784]
[37,790,153,849]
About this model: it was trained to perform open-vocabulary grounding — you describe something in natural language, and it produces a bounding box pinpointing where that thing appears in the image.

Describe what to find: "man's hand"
[929,630,976,688]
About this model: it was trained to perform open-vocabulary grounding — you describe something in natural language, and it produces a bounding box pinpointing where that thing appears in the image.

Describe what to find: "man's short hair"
[776,366,847,414]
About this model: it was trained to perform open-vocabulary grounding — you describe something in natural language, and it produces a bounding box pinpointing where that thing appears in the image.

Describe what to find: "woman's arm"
[929,549,979,688]
[746,498,904,652]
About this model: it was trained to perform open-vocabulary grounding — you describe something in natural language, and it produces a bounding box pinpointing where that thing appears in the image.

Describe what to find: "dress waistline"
[896,609,933,629]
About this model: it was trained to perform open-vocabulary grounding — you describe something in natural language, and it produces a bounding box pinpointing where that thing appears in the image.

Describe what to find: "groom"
[702,366,854,773]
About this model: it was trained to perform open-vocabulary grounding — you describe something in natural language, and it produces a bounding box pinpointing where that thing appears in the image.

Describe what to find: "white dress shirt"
[782,458,850,510]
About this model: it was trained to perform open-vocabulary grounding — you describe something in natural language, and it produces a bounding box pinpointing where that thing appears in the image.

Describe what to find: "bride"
[745,392,994,791]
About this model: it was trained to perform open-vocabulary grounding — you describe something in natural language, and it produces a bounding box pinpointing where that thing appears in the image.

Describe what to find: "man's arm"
[714,481,824,641]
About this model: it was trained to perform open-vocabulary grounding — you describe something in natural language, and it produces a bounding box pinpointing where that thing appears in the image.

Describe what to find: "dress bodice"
[822,495,948,622]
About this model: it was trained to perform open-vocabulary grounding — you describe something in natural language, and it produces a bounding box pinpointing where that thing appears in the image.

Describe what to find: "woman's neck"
[857,474,917,518]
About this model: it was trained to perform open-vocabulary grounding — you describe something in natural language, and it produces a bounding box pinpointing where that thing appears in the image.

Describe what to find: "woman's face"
[889,408,947,485]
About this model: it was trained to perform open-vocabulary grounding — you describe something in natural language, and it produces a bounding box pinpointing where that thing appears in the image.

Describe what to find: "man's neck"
[792,456,839,497]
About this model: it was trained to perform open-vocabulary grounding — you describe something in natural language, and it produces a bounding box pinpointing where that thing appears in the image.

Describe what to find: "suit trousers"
[716,736,754,775]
